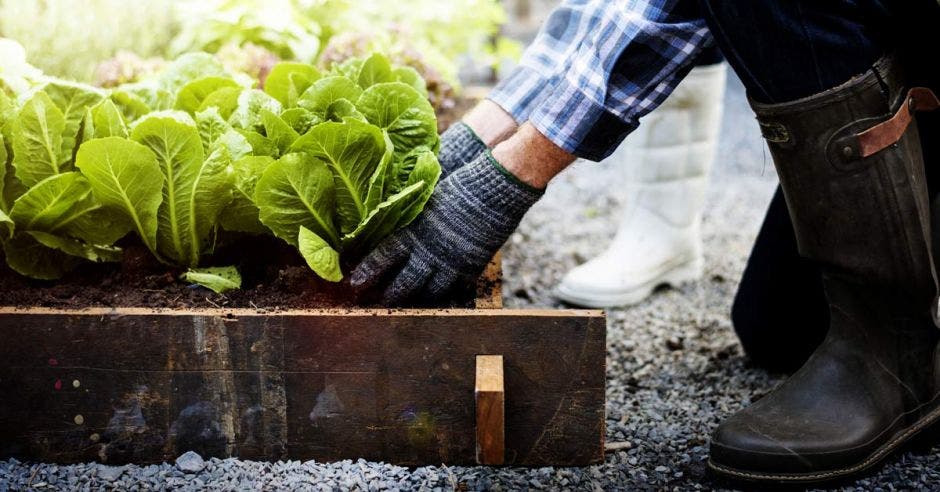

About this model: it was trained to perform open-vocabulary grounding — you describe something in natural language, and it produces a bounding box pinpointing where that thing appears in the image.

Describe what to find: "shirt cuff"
[528,77,638,162]
[488,65,556,124]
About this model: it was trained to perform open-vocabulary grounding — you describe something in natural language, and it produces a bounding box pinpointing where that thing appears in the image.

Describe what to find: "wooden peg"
[475,355,505,465]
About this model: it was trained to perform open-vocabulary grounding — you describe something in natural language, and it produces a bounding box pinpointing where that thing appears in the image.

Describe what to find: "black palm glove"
[350,151,543,305]
[438,122,488,178]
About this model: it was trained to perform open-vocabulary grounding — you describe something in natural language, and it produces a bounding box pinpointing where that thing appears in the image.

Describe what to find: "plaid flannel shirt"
[489,0,715,161]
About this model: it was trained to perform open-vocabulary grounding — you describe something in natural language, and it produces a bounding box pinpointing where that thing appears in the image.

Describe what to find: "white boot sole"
[555,257,703,308]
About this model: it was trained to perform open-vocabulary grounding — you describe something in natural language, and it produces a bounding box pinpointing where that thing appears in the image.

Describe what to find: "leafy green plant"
[246,53,441,281]
[0,82,132,279]
[0,56,250,282]
[0,50,441,288]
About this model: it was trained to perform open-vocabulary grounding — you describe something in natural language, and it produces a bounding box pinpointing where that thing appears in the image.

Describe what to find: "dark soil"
[0,235,487,311]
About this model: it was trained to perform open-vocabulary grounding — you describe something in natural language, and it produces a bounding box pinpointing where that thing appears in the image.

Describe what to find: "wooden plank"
[0,308,605,466]
[475,355,505,465]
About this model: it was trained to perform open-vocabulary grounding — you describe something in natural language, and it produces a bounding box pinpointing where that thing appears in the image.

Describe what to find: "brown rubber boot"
[709,55,940,484]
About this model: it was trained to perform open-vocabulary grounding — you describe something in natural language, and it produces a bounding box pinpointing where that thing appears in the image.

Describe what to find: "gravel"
[2,74,938,491]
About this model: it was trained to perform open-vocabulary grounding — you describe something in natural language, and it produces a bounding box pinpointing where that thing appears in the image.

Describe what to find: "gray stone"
[175,451,206,474]
[96,465,125,481]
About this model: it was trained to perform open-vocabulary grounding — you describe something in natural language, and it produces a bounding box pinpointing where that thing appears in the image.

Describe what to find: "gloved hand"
[350,151,543,305]
[438,122,488,178]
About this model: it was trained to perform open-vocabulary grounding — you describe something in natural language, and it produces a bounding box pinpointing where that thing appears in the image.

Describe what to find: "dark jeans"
[695,0,940,370]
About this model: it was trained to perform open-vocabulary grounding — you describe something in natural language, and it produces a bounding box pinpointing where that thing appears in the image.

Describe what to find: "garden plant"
[0,48,441,293]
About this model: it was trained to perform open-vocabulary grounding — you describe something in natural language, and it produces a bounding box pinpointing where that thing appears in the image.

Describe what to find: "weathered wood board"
[475,355,505,465]
[0,308,605,466]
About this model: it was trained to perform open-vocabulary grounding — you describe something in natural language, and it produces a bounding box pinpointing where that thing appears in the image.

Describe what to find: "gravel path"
[3,75,939,491]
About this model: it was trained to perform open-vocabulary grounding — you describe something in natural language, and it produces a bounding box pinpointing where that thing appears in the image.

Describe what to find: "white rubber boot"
[556,62,727,308]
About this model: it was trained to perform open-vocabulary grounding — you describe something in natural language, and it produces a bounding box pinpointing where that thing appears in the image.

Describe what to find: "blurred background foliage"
[0,0,176,82]
[0,0,521,109]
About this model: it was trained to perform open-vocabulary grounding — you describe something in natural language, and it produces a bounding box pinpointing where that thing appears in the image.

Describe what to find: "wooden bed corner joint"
[475,355,505,465]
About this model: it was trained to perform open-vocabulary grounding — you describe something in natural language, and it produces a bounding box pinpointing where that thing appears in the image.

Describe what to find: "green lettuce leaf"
[393,66,429,98]
[80,99,129,146]
[395,150,442,228]
[181,265,242,293]
[356,53,395,89]
[10,172,93,232]
[195,107,230,152]
[75,137,163,255]
[27,230,122,263]
[254,152,338,248]
[0,91,14,128]
[12,91,66,187]
[4,232,83,280]
[0,98,14,212]
[0,208,12,240]
[297,76,362,118]
[280,107,321,135]
[237,129,277,158]
[357,82,439,159]
[42,80,107,161]
[330,58,364,80]
[261,109,299,156]
[198,86,242,120]
[387,146,430,194]
[196,107,252,159]
[366,132,395,210]
[9,171,132,245]
[341,181,426,254]
[298,226,342,282]
[220,156,275,234]
[265,62,320,107]
[290,119,387,235]
[325,99,366,123]
[176,76,240,114]
[90,99,129,139]
[0,133,7,211]
[110,89,153,123]
[131,114,234,267]
[229,89,282,131]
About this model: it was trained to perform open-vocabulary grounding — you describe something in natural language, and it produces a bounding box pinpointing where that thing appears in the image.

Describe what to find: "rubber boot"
[556,63,727,308]
[709,55,940,484]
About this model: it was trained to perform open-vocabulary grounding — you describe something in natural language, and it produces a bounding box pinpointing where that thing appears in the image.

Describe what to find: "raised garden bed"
[0,49,606,467]
[0,255,606,467]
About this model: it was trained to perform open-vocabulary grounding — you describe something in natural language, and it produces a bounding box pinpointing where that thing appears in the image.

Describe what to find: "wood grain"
[0,309,605,466]
[475,355,505,465]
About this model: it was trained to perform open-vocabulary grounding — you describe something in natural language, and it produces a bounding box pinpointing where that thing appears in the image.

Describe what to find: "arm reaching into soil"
[350,124,575,305]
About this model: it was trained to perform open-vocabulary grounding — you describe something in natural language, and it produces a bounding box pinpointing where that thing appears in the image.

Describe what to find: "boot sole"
[555,257,703,308]
[707,399,940,485]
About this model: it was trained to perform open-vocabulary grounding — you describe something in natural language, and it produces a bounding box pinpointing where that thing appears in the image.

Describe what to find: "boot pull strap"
[855,87,940,159]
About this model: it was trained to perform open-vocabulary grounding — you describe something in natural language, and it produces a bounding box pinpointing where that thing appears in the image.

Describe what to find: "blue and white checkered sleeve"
[488,0,602,123]
[528,0,714,161]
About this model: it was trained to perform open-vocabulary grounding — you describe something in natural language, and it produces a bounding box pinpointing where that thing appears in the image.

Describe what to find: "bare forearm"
[462,99,519,147]
[492,123,576,189]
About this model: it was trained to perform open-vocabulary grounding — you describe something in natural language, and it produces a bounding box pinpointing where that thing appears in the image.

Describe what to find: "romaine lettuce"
[0,51,441,289]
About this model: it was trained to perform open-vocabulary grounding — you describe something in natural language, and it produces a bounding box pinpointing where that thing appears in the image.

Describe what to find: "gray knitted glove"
[438,122,488,178]
[350,151,543,305]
